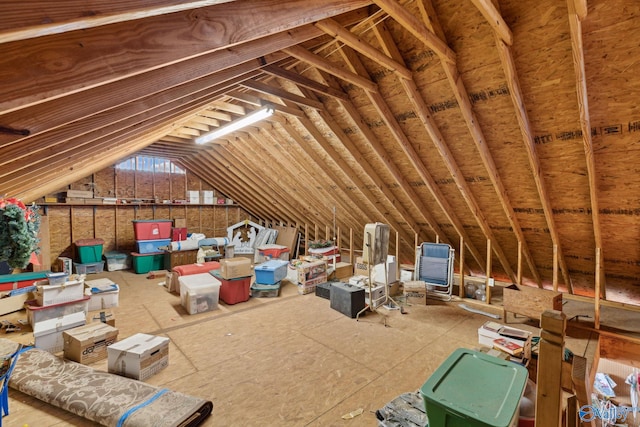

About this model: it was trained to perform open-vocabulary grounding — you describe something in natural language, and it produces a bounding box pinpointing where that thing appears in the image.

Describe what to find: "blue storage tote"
[420,348,528,427]
[254,260,288,285]
[136,239,171,254]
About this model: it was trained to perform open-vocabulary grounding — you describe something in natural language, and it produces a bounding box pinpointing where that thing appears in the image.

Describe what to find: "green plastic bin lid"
[420,348,528,427]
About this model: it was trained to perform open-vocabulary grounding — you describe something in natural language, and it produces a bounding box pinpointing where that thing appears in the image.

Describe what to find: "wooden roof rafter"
[312,17,492,271]
[566,0,605,297]
[238,130,364,235]
[468,10,574,290]
[374,0,552,284]
[251,124,375,234]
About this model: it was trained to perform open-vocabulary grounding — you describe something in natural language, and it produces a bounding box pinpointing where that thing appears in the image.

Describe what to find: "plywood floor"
[0,270,622,427]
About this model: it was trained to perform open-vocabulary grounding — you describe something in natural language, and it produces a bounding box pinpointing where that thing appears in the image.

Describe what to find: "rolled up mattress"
[8,346,213,427]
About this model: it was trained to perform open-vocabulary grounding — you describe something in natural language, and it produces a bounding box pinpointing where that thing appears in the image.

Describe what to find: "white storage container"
[25,296,90,326]
[178,273,221,315]
[33,311,86,353]
[36,279,85,306]
[108,333,169,381]
[85,278,119,311]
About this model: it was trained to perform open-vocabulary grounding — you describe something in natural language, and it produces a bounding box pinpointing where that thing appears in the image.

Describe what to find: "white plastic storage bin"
[36,279,85,306]
[104,252,130,271]
[178,273,221,314]
[25,296,90,326]
[33,311,86,353]
[85,278,119,311]
[108,333,169,381]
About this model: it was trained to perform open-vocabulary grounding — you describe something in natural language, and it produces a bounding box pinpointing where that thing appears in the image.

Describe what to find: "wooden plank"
[240,79,325,110]
[535,310,566,427]
[571,355,596,427]
[261,64,350,101]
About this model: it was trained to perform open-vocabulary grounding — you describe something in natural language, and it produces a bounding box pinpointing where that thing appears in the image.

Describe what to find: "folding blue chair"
[414,243,455,301]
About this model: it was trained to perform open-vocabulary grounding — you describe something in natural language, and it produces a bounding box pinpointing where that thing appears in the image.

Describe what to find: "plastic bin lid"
[75,238,105,246]
[420,348,528,427]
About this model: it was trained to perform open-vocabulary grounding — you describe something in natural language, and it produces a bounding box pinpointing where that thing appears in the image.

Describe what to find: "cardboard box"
[108,333,169,381]
[200,190,214,205]
[0,289,34,316]
[33,312,86,353]
[403,280,426,305]
[296,260,327,286]
[331,262,353,280]
[63,322,118,364]
[65,189,94,198]
[354,255,397,285]
[186,190,199,204]
[220,257,252,280]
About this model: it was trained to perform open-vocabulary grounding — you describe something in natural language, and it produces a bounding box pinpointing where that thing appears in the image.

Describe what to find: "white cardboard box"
[200,190,214,204]
[186,190,199,204]
[178,273,221,314]
[85,278,119,311]
[108,333,169,381]
[36,279,85,306]
[33,311,86,353]
[354,255,397,285]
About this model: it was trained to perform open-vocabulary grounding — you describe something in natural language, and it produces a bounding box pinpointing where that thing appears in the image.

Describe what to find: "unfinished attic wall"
[38,164,255,267]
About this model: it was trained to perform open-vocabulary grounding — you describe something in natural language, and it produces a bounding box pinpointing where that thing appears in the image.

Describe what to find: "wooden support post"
[435,234,439,243]
[594,247,602,329]
[414,232,418,252]
[566,395,578,427]
[571,355,596,427]
[349,228,354,264]
[337,226,341,255]
[325,224,330,240]
[517,240,522,285]
[535,310,566,427]
[459,235,465,298]
[485,239,492,304]
[553,244,559,291]
[304,223,309,256]
[396,231,400,281]
[314,223,319,242]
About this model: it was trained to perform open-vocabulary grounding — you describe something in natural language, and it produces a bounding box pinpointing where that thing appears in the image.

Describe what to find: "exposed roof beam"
[373,21,498,273]
[468,0,513,46]
[283,45,378,93]
[370,0,456,64]
[379,0,531,282]
[567,0,604,297]
[240,79,325,110]
[495,39,573,290]
[237,132,361,232]
[0,0,235,44]
[261,64,350,101]
[0,4,371,114]
[314,18,413,80]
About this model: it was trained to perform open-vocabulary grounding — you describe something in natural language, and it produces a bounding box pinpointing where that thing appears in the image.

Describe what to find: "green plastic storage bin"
[420,348,528,427]
[75,238,104,263]
[131,252,165,274]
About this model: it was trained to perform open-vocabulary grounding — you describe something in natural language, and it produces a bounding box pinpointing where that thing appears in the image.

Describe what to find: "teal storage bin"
[75,238,105,263]
[420,348,528,427]
[131,252,165,274]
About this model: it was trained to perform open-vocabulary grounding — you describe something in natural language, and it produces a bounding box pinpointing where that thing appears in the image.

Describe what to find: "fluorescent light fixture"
[195,105,274,145]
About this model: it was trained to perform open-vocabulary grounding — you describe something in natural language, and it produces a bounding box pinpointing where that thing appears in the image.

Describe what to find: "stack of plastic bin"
[131,220,172,274]
[251,260,288,298]
[74,238,105,274]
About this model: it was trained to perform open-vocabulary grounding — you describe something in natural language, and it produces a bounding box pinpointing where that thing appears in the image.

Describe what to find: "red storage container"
[132,220,172,240]
[210,270,250,305]
[171,227,188,241]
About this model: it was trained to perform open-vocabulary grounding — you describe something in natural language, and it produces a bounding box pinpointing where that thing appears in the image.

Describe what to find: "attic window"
[116,156,185,174]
